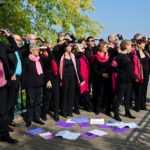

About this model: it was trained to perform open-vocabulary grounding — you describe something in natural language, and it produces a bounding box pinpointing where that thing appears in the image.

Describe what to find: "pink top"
[0,60,7,87]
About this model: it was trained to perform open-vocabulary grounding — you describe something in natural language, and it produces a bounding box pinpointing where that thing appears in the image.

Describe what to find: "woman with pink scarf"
[22,44,45,127]
[92,41,111,116]
[59,40,84,118]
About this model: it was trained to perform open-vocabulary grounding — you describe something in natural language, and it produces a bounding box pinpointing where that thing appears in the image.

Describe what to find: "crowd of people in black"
[0,29,150,144]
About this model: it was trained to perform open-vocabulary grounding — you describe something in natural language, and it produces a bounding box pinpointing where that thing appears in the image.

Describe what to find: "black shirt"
[63,58,76,78]
[113,53,134,83]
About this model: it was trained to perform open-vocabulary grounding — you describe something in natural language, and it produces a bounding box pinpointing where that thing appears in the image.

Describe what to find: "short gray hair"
[29,44,39,50]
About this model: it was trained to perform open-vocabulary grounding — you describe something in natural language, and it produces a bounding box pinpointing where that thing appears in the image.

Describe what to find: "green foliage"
[0,0,103,44]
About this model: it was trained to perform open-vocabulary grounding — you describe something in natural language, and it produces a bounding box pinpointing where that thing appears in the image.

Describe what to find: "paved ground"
[1,84,150,150]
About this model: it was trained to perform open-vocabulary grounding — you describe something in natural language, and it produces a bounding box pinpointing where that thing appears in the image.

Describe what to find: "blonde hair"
[120,40,131,51]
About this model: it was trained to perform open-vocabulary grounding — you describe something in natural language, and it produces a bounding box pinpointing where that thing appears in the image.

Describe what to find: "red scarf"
[92,51,109,63]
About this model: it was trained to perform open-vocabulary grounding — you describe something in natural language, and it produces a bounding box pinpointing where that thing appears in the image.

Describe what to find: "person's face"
[138,42,146,50]
[88,38,95,48]
[29,35,37,44]
[82,40,87,49]
[59,33,66,41]
[101,44,108,52]
[109,35,116,44]
[13,35,22,47]
[136,35,143,40]
[30,48,39,56]
[66,44,73,53]
[77,45,85,53]
[126,44,132,53]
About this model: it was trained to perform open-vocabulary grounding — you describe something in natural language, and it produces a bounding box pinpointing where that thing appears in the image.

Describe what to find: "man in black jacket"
[8,34,22,128]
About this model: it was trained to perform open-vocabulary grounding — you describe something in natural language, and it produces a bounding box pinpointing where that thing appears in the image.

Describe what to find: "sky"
[89,0,150,41]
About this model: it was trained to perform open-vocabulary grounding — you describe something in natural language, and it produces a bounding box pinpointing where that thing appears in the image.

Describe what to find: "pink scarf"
[59,53,80,86]
[29,54,43,75]
[91,51,109,63]
[0,60,7,87]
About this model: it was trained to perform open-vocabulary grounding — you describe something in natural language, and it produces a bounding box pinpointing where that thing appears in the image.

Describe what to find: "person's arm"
[76,58,84,82]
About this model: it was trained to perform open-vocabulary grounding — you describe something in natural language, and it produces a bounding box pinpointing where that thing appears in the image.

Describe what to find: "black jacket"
[0,36,18,80]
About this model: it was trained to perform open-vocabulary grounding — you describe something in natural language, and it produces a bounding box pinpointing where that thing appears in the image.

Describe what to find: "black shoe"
[41,115,47,121]
[95,111,100,115]
[54,114,59,121]
[141,107,147,110]
[106,112,112,117]
[114,115,122,121]
[8,127,14,132]
[34,120,45,125]
[26,121,31,127]
[68,113,73,117]
[0,133,18,144]
[125,113,136,119]
[134,108,140,112]
[74,109,80,115]
[62,113,67,118]
[9,121,21,127]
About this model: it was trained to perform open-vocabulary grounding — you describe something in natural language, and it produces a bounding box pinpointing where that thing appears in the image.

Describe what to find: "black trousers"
[0,85,11,133]
[104,79,113,113]
[8,76,20,122]
[135,73,149,110]
[74,85,80,111]
[42,77,60,115]
[93,77,105,113]
[26,86,42,122]
[115,82,132,116]
[81,91,93,110]
[61,77,76,115]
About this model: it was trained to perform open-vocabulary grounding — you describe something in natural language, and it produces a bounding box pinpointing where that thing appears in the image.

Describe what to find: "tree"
[0,0,103,44]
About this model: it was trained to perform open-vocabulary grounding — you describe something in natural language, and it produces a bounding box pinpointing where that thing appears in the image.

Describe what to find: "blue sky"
[89,0,150,41]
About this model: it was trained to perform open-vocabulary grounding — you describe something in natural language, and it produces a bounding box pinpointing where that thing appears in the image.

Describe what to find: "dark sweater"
[92,58,110,78]
[22,57,44,88]
[113,53,134,83]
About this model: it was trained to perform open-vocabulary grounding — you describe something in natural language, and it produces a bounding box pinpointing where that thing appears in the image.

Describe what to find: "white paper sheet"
[89,129,108,136]
[56,130,81,140]
[90,118,104,124]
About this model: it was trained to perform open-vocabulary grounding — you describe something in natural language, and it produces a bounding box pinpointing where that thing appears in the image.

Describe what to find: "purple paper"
[56,121,74,128]
[42,135,56,139]
[70,117,89,123]
[26,128,46,135]
[61,123,75,128]
[111,128,130,133]
[78,122,91,128]
[81,131,97,139]
[56,121,66,126]
[98,125,114,129]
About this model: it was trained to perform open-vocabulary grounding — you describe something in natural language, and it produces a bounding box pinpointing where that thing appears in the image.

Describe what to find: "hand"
[0,29,10,37]
[102,73,109,78]
[21,89,26,93]
[65,32,70,35]
[36,36,45,42]
[80,81,85,87]
[46,81,52,88]
[21,37,27,42]
[56,40,66,46]
[136,79,138,82]
[11,74,16,80]
[94,38,100,41]
[39,46,47,50]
